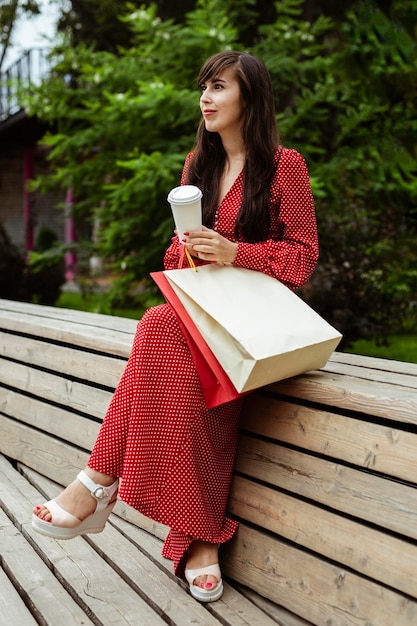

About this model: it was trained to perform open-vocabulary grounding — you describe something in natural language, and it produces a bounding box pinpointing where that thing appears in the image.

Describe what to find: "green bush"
[19,0,417,344]
[27,226,66,305]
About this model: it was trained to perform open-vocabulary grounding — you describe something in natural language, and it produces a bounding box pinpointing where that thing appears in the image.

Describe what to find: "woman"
[32,50,318,603]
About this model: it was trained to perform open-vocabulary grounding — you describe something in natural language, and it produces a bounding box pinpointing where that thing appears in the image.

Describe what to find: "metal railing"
[0,48,50,122]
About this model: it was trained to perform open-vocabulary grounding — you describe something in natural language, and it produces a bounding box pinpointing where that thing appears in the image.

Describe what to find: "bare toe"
[33,505,52,522]
[194,574,218,589]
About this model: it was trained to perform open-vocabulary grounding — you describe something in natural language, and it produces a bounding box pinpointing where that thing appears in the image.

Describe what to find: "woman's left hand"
[183,226,238,264]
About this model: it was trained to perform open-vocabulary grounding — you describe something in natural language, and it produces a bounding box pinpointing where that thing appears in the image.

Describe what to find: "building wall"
[0,142,24,248]
[0,138,65,253]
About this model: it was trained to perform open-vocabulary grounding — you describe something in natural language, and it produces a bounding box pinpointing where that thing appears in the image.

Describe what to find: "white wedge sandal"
[184,564,224,602]
[32,470,119,540]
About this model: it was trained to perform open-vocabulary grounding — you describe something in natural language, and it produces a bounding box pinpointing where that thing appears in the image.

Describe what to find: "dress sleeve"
[233,149,318,290]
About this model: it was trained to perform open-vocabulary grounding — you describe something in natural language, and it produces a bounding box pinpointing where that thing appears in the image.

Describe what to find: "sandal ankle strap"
[76,470,118,502]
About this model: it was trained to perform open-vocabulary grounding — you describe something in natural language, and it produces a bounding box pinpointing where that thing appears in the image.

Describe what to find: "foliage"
[55,0,134,52]
[27,226,66,305]
[57,0,277,50]
[18,0,417,344]
[20,0,238,305]
[0,221,65,305]
[253,0,417,345]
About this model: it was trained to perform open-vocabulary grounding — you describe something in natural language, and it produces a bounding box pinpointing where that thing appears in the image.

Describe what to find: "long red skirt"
[88,303,243,576]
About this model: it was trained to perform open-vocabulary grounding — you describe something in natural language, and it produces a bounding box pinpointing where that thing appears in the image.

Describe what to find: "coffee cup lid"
[167,185,203,204]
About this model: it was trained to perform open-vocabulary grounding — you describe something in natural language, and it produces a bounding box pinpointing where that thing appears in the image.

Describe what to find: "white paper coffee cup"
[167,185,203,242]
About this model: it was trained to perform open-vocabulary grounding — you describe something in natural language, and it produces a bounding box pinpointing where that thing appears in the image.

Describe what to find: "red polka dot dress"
[88,147,318,577]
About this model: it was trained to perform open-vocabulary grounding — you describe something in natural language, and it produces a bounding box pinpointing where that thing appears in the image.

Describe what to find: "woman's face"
[199,67,244,139]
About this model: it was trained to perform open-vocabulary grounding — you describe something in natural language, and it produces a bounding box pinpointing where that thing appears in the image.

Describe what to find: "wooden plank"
[330,350,417,376]
[234,435,417,541]
[229,476,417,598]
[0,456,169,626]
[0,332,126,388]
[9,461,283,626]
[323,359,417,388]
[0,359,112,418]
[234,585,313,626]
[0,509,95,624]
[26,472,227,626]
[0,415,90,486]
[222,524,417,626]
[0,567,38,625]
[26,467,288,626]
[106,512,282,626]
[267,370,417,424]
[0,297,140,333]
[1,388,101,451]
[241,396,417,482]
[0,310,136,356]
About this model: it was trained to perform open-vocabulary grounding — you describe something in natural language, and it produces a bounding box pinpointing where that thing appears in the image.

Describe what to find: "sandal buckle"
[91,486,108,500]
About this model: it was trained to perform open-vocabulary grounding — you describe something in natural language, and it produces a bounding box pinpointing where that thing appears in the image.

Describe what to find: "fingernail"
[183,231,189,236]
[35,506,41,510]
[182,238,187,242]
[205,582,213,588]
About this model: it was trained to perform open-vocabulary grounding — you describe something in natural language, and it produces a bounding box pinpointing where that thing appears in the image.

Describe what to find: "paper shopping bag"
[160,263,342,394]
[151,270,245,408]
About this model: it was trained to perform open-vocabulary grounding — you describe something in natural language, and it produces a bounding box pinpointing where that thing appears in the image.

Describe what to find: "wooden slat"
[1,388,101,450]
[323,359,417,388]
[229,476,417,598]
[234,435,417,541]
[0,567,38,625]
[242,396,417,483]
[234,586,313,626]
[0,459,168,625]
[6,459,284,626]
[330,350,417,376]
[267,370,417,424]
[0,358,112,418]
[222,524,417,626]
[2,298,417,625]
[0,509,95,624]
[0,332,126,388]
[0,309,136,356]
[0,297,140,332]
[108,518,282,626]
[0,415,90,487]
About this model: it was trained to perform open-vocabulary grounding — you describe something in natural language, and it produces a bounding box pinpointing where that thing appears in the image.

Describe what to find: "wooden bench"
[1,297,416,626]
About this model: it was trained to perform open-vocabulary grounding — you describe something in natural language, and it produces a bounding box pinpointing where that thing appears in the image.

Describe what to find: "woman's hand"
[183,226,238,264]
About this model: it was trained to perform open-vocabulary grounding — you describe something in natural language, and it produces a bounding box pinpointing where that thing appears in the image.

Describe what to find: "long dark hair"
[185,51,281,242]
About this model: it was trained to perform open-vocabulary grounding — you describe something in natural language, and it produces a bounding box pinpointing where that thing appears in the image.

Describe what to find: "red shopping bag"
[151,271,244,408]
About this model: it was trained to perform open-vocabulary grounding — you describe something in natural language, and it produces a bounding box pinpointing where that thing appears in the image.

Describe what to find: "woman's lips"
[203,109,217,117]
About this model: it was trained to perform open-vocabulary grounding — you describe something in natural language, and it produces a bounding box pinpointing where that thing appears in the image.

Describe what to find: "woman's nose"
[200,90,211,104]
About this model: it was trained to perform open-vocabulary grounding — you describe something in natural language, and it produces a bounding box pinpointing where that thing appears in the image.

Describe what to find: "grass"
[56,290,163,321]
[56,291,417,365]
[346,336,417,364]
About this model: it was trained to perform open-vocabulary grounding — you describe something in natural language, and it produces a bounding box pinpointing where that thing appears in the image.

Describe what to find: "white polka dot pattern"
[89,304,242,576]
[165,148,319,291]
[89,147,318,577]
